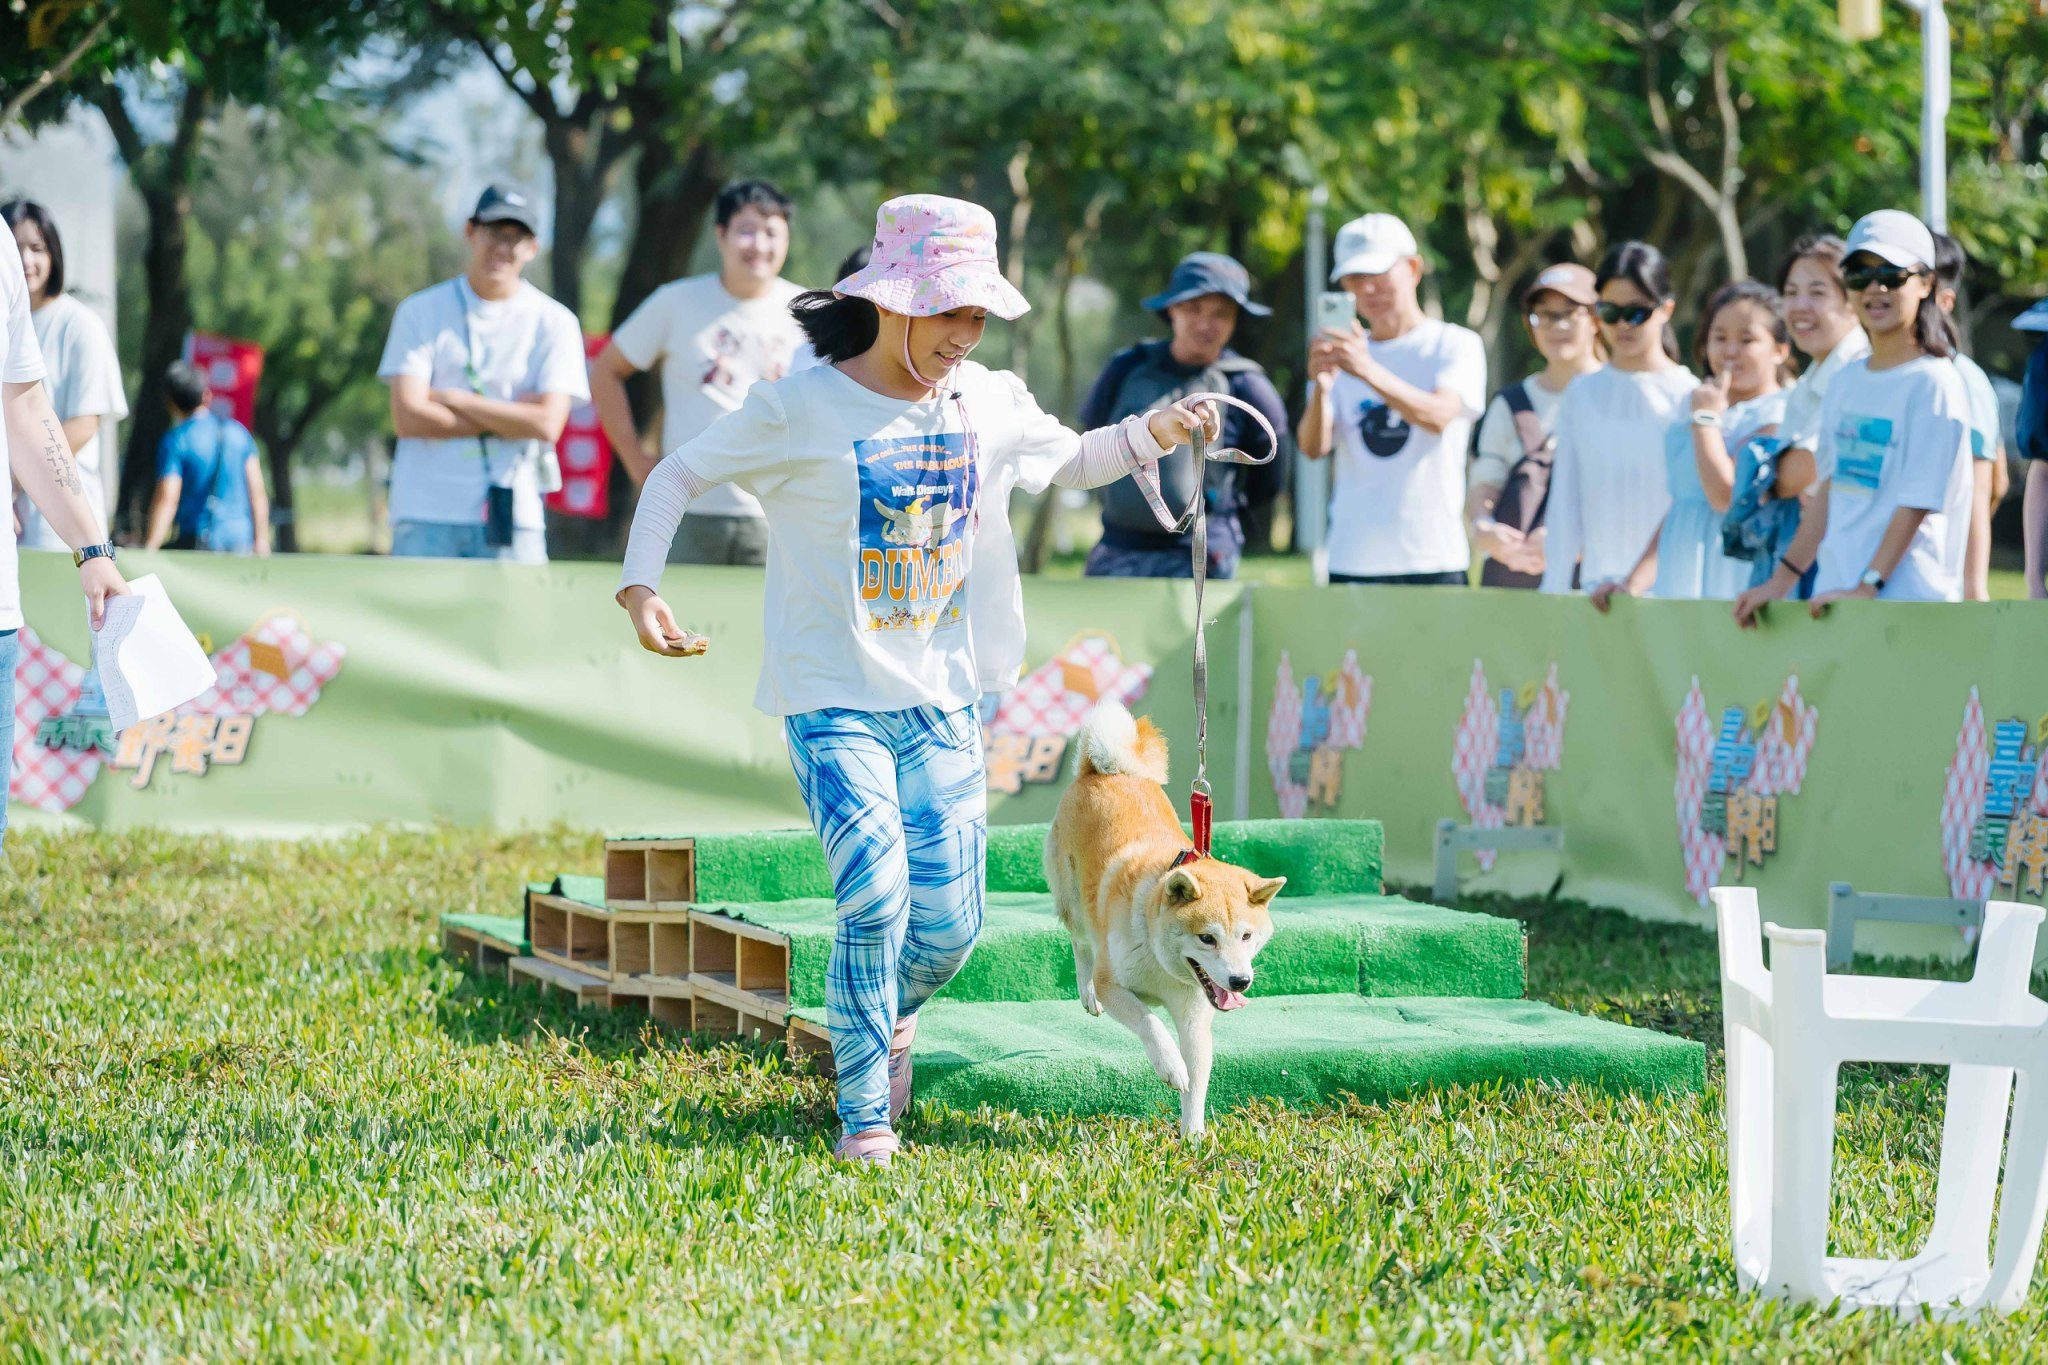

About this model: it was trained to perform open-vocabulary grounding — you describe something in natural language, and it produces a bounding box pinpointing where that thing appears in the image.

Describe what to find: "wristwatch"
[1859,568,1885,592]
[72,541,117,569]
[1689,410,1722,428]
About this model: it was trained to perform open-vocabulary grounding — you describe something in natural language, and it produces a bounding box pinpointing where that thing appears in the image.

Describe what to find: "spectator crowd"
[3,176,2043,612]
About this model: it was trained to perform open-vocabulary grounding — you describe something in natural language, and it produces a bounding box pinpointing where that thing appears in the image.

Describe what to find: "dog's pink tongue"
[1208,980,1247,1012]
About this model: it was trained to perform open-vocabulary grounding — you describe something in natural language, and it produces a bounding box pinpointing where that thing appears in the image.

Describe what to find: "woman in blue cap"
[1080,252,1289,579]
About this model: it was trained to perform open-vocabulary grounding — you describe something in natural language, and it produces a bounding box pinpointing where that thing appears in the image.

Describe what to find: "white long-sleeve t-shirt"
[620,360,1162,715]
[1539,364,1698,594]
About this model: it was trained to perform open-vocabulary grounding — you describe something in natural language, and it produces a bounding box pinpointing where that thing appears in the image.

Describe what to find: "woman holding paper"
[2,212,130,846]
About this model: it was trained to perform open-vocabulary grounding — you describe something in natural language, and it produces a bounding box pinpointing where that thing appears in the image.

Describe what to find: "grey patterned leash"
[1126,392,1278,855]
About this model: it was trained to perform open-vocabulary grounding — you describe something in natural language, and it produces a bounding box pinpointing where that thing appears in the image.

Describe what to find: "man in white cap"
[1298,212,1486,585]
[378,182,590,563]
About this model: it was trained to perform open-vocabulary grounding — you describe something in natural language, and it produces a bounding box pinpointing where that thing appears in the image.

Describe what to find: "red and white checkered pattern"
[1942,687,1996,901]
[1523,663,1570,772]
[987,632,1152,740]
[1263,650,1372,820]
[1751,675,1818,797]
[1267,652,1307,819]
[1451,659,1505,867]
[10,627,101,813]
[189,613,347,718]
[1674,676,1722,907]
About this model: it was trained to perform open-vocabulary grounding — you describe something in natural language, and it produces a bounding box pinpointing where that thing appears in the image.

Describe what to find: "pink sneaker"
[888,1014,919,1123]
[834,1129,899,1167]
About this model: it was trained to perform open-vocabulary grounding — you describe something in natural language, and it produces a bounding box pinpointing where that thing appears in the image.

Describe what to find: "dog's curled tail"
[1074,699,1169,786]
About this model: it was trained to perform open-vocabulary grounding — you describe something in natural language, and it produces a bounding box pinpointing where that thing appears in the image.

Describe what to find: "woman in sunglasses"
[1734,210,1974,622]
[1539,241,1697,605]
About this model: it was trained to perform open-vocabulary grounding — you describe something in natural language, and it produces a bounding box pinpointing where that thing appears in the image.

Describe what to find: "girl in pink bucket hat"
[616,193,1219,1168]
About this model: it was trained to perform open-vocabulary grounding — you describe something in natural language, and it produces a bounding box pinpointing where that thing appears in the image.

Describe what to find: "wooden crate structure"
[786,1015,836,1074]
[509,955,609,1008]
[529,891,693,985]
[440,920,521,978]
[688,910,793,1028]
[602,977,694,1029]
[604,837,697,910]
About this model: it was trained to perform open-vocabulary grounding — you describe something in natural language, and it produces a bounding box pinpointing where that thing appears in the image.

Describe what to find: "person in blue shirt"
[2017,301,2048,598]
[143,360,271,555]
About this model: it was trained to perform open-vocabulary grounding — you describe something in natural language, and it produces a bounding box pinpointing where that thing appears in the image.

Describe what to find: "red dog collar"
[1170,847,1201,870]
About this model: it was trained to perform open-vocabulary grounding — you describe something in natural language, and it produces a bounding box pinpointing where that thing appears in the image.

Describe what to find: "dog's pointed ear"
[1163,867,1203,904]
[1246,875,1286,907]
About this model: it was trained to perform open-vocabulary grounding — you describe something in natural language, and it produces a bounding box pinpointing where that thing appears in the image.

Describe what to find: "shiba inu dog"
[1044,700,1284,1138]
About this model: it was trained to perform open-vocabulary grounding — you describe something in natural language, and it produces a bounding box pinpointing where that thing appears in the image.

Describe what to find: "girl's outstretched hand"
[618,585,709,657]
[1146,398,1223,450]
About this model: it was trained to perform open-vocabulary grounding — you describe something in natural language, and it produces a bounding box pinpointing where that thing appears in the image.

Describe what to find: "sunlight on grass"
[1,829,2041,1355]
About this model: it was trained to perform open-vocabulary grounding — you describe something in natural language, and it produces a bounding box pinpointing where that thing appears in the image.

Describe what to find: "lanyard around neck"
[450,278,494,474]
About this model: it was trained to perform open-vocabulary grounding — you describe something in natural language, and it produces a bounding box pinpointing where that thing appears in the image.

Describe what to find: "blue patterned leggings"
[785,704,987,1136]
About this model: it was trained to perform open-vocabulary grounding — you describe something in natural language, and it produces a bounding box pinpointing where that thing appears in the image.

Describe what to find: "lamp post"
[1299,183,1330,585]
[1840,0,1949,231]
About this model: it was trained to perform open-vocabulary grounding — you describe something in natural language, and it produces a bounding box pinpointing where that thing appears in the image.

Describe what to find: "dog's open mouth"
[1187,958,1246,1012]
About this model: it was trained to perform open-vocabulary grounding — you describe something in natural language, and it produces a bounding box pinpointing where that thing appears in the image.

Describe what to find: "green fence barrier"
[17,550,2046,956]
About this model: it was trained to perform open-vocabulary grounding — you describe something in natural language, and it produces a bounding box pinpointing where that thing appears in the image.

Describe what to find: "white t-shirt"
[611,274,805,518]
[0,242,47,630]
[1470,371,1570,489]
[1780,328,1871,455]
[377,277,589,530]
[16,294,125,551]
[621,361,1093,715]
[1812,354,1973,602]
[1324,318,1486,576]
[1539,364,1699,594]
[1953,352,2001,462]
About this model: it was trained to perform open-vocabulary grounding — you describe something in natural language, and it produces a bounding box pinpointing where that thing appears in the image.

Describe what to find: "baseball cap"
[471,183,541,237]
[1330,213,1419,281]
[2014,299,2048,335]
[1843,210,1935,271]
[1521,262,1599,309]
[1140,251,1272,317]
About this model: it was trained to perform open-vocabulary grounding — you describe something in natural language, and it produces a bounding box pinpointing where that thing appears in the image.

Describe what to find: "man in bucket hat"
[1081,251,1288,579]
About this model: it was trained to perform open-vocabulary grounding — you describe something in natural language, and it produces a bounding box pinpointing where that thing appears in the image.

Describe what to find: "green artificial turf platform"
[687,889,1524,1008]
[652,819,1386,904]
[790,995,1705,1118]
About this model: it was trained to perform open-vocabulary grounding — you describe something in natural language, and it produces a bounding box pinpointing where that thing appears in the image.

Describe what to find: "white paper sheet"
[91,574,219,733]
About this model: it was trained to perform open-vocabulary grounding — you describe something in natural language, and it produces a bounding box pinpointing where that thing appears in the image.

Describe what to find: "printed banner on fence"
[14,554,2044,957]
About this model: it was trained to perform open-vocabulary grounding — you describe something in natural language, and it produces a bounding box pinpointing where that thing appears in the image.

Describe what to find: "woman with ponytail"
[616,196,1219,1167]
[1538,241,1698,605]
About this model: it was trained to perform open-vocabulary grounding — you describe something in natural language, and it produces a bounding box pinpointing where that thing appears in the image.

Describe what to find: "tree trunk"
[545,134,725,561]
[101,81,210,538]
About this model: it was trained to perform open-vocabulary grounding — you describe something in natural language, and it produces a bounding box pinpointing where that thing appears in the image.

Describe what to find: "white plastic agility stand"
[1714,886,2048,1317]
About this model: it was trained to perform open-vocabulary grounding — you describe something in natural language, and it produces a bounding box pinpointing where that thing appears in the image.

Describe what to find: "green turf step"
[793,996,1704,1117]
[441,911,529,954]
[691,890,1524,1008]
[668,819,1385,905]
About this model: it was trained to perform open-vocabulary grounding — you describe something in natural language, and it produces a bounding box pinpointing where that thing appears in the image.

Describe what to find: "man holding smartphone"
[379,184,590,563]
[1298,213,1487,585]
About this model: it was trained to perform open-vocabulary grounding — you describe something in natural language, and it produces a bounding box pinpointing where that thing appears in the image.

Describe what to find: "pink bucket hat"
[834,194,1031,320]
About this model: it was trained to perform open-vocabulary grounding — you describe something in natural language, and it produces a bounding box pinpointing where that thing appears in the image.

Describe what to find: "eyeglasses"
[1527,308,1586,330]
[1594,302,1657,327]
[1842,263,1925,293]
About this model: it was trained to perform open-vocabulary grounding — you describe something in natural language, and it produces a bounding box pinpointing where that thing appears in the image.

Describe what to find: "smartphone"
[1316,290,1356,336]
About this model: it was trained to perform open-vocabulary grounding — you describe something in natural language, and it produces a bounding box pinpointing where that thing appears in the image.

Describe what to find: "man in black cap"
[1080,252,1288,579]
[376,182,590,562]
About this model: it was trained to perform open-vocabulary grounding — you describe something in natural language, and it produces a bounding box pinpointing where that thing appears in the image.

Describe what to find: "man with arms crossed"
[379,183,589,563]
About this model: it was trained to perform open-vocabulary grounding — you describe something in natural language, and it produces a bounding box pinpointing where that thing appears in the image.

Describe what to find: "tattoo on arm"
[38,412,81,495]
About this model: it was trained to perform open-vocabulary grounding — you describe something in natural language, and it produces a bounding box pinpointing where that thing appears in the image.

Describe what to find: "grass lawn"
[3,827,2041,1357]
